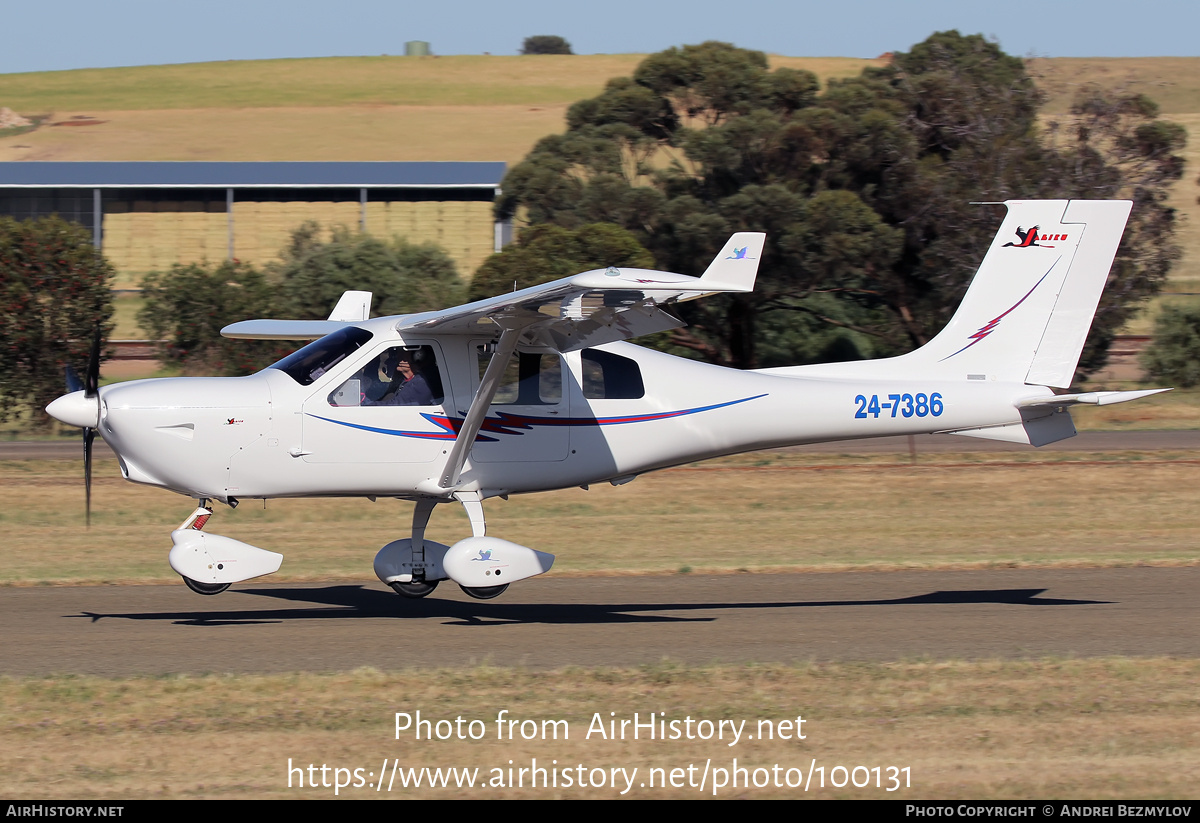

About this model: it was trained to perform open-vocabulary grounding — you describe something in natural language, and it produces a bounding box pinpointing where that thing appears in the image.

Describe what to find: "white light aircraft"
[48,199,1166,599]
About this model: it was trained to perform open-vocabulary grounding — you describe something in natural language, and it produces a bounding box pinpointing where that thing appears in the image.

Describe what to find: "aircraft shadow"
[70,584,1110,628]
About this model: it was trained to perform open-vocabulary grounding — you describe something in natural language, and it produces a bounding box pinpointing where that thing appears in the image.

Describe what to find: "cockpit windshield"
[268,327,374,386]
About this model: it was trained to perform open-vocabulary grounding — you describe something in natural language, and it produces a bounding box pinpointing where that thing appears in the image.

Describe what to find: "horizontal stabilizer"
[1016,388,1171,409]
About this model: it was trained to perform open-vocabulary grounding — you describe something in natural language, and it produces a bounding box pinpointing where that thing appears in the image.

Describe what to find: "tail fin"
[904,199,1132,387]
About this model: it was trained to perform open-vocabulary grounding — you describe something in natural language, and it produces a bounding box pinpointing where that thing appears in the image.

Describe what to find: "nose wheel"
[176,501,233,596]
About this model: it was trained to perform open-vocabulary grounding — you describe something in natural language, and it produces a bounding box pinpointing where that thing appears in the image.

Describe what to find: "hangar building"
[0,161,508,289]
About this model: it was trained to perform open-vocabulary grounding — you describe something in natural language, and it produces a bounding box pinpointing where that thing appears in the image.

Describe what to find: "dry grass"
[3,105,566,168]
[2,658,1197,798]
[2,450,1198,586]
[1070,387,1200,429]
[0,55,883,112]
[0,55,882,169]
[1029,57,1200,116]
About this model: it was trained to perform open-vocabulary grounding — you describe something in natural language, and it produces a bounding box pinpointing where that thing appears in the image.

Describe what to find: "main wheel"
[390,579,440,599]
[182,576,231,596]
[459,583,508,600]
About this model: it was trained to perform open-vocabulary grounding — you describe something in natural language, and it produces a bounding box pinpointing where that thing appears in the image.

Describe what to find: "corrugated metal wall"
[2,189,497,289]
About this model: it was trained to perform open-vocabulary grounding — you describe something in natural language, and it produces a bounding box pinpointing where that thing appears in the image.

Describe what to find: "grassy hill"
[0,55,887,166]
[0,54,891,111]
[1,54,1197,334]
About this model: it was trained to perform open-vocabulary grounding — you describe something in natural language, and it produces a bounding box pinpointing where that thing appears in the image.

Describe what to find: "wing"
[220,319,350,340]
[220,235,765,348]
[429,232,764,489]
[396,231,765,351]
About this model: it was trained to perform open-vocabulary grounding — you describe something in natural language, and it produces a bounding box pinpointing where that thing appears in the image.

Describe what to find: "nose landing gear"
[170,499,283,595]
[178,502,227,594]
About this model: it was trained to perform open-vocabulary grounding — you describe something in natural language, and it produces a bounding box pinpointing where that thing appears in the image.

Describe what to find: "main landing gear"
[374,493,552,601]
[390,579,440,599]
[166,493,552,600]
[459,583,508,600]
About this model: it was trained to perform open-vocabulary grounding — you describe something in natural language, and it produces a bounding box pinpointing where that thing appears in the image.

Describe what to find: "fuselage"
[89,317,1049,504]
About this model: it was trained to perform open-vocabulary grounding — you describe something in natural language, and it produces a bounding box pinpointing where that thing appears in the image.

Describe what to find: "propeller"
[65,328,102,527]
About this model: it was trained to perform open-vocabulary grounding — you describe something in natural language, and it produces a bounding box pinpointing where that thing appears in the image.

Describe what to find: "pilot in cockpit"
[363,348,434,407]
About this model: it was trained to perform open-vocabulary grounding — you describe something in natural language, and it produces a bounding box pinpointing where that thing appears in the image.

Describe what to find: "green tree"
[497,33,1185,375]
[140,224,467,376]
[1141,305,1200,387]
[271,222,465,319]
[0,216,114,425]
[139,259,285,375]
[521,36,573,55]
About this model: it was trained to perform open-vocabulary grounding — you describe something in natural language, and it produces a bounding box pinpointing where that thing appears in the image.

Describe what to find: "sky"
[1,0,1196,75]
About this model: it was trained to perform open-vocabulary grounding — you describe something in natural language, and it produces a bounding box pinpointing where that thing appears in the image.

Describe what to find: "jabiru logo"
[1002,226,1068,249]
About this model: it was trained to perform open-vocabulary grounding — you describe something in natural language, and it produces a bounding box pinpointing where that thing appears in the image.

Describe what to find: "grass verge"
[2,450,1198,586]
[2,658,1197,798]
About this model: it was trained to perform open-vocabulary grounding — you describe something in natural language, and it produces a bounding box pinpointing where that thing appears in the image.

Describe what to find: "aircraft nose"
[46,390,100,429]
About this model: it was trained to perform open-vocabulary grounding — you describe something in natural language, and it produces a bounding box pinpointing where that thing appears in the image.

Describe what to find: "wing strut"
[438,326,521,490]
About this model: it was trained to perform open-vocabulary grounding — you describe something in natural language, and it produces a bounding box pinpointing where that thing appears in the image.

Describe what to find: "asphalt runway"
[4,567,1197,676]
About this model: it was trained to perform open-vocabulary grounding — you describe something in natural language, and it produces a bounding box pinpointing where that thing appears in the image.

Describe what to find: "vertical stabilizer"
[898,200,1131,386]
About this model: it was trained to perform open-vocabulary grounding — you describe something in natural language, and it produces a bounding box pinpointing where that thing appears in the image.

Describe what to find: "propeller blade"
[83,426,94,528]
[84,327,101,398]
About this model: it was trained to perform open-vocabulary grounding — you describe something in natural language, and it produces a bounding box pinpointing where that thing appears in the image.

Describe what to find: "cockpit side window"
[328,344,444,407]
[581,349,644,399]
[269,328,374,386]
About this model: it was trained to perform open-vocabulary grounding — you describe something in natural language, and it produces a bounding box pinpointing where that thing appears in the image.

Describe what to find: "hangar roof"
[0,162,506,189]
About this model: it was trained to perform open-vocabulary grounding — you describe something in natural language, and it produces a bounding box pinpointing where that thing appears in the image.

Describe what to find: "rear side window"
[477,347,563,405]
[581,349,644,399]
[269,327,373,386]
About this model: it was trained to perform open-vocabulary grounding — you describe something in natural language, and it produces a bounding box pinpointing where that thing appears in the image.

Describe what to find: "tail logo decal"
[1003,226,1068,250]
[726,247,755,260]
[940,258,1061,361]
